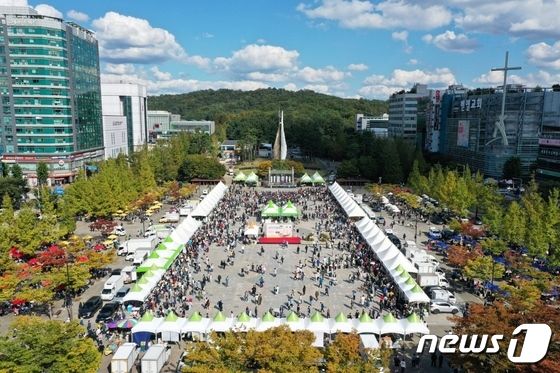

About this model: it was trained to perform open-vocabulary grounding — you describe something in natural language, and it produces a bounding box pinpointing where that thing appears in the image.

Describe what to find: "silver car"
[430,301,460,314]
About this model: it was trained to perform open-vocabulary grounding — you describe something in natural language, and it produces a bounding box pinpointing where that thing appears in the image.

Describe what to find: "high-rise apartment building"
[355,113,389,137]
[0,5,104,184]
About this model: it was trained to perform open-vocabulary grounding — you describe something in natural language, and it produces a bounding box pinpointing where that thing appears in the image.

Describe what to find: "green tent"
[137,276,149,285]
[245,172,259,184]
[407,313,422,323]
[262,200,281,217]
[280,201,299,217]
[165,311,178,322]
[286,311,299,322]
[410,284,423,293]
[213,311,226,322]
[130,283,143,293]
[300,173,313,184]
[405,276,417,286]
[359,312,373,323]
[382,313,398,323]
[334,312,347,323]
[310,311,324,322]
[140,311,154,322]
[143,270,154,278]
[149,251,160,259]
[237,312,251,322]
[311,172,325,185]
[189,312,203,322]
[233,171,247,182]
[262,312,275,322]
[164,236,174,243]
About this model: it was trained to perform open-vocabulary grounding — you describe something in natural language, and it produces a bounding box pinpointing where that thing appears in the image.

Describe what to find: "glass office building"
[0,6,103,184]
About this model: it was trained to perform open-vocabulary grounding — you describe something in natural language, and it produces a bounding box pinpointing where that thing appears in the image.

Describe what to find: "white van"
[101,275,124,301]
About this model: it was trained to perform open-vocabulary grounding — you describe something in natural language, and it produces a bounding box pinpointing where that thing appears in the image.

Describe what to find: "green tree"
[326,333,390,373]
[501,201,526,246]
[337,160,360,178]
[10,164,23,180]
[0,317,101,373]
[36,162,49,186]
[521,179,549,258]
[544,188,560,266]
[502,156,521,179]
[464,255,505,282]
[177,155,225,182]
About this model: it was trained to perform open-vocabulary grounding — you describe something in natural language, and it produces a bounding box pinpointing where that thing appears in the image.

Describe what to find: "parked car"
[95,302,120,323]
[430,214,445,225]
[430,301,460,314]
[387,234,402,249]
[376,216,385,225]
[78,296,102,319]
[112,226,126,236]
[428,227,442,239]
[371,204,383,212]
[113,286,130,304]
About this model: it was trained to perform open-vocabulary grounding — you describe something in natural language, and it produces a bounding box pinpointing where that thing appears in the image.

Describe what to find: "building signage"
[457,120,470,147]
[460,98,482,111]
[263,223,293,238]
[539,138,560,147]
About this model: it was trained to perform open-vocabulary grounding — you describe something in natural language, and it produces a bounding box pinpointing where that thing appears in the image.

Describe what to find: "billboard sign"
[263,223,293,238]
[457,120,470,147]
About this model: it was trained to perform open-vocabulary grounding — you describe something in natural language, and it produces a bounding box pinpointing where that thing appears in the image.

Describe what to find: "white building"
[169,120,215,135]
[388,84,430,143]
[102,115,128,159]
[355,113,389,137]
[101,83,148,153]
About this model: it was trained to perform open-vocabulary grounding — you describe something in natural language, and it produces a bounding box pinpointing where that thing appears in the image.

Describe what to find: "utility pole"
[488,51,521,146]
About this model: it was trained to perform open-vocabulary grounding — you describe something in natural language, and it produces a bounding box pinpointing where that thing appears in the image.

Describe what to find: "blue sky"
[14,0,560,99]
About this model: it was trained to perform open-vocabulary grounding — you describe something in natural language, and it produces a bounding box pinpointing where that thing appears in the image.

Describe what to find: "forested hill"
[148,88,388,160]
[148,88,387,122]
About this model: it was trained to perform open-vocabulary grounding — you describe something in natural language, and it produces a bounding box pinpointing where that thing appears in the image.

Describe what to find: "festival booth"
[285,311,306,331]
[233,312,258,332]
[255,312,282,332]
[281,201,299,218]
[260,220,300,244]
[181,312,211,340]
[352,312,380,334]
[233,172,247,183]
[376,313,405,335]
[401,313,429,335]
[245,172,259,185]
[207,311,235,332]
[311,172,325,185]
[329,312,354,334]
[131,311,164,346]
[261,201,281,218]
[300,173,313,185]
[328,182,367,219]
[244,221,260,238]
[359,334,380,350]
[157,311,187,342]
[191,182,228,218]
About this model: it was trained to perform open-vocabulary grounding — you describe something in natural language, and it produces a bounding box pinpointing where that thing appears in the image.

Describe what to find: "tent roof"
[189,312,202,322]
[334,312,347,322]
[310,311,324,322]
[311,172,325,183]
[245,172,259,183]
[359,312,373,323]
[262,312,275,322]
[165,311,178,322]
[382,313,397,323]
[233,172,247,181]
[213,311,226,322]
[130,283,143,292]
[300,173,313,183]
[141,311,154,322]
[407,313,422,323]
[237,312,251,322]
[286,311,299,322]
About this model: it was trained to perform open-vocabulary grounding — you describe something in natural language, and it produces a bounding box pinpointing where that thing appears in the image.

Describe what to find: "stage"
[257,237,301,245]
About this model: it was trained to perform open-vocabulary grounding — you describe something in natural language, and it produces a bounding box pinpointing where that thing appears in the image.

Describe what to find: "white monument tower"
[273,110,287,160]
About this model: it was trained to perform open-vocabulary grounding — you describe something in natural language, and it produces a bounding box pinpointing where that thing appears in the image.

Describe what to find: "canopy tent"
[233,172,247,182]
[131,311,164,345]
[261,201,282,218]
[300,173,313,184]
[207,311,235,332]
[305,311,331,333]
[157,311,187,342]
[403,284,430,303]
[181,312,211,335]
[328,182,366,219]
[244,221,259,237]
[329,312,354,334]
[245,172,259,185]
[285,311,306,331]
[377,313,405,335]
[401,313,430,335]
[256,312,282,332]
[191,182,228,218]
[360,334,380,349]
[352,312,380,334]
[233,312,258,331]
[280,201,299,218]
[311,172,325,185]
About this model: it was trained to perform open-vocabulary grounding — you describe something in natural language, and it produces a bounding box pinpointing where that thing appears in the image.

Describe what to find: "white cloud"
[303,84,331,94]
[359,67,456,99]
[202,32,214,38]
[214,44,299,73]
[422,30,478,53]
[284,83,298,91]
[150,66,172,81]
[526,41,560,70]
[34,4,62,18]
[474,69,560,87]
[256,38,267,44]
[408,59,418,65]
[391,30,408,42]
[348,63,368,71]
[246,71,289,82]
[92,12,208,67]
[104,63,136,75]
[296,66,348,83]
[297,0,452,30]
[67,10,89,22]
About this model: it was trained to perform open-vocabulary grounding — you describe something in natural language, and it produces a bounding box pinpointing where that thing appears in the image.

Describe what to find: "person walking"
[225,276,229,287]
[431,353,437,367]
[400,359,406,373]
[438,353,443,368]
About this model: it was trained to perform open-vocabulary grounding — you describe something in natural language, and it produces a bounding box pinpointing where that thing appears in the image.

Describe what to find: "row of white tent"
[355,217,430,303]
[122,183,228,304]
[328,182,367,219]
[132,310,429,343]
[190,182,228,218]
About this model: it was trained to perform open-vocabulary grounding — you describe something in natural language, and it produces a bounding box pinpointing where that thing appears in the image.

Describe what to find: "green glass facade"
[0,8,103,182]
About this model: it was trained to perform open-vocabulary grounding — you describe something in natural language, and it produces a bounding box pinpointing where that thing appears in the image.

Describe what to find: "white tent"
[181,314,211,335]
[360,334,380,349]
[376,314,405,335]
[305,312,331,333]
[157,314,187,342]
[131,317,164,335]
[328,182,366,219]
[191,182,228,218]
[401,313,430,335]
[352,314,380,334]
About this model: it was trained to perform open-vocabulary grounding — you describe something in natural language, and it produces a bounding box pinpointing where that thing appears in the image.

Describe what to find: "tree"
[177,155,225,182]
[521,179,549,258]
[464,255,505,282]
[501,201,526,245]
[502,156,521,179]
[36,162,49,186]
[325,333,390,373]
[0,316,101,373]
[447,245,483,268]
[10,164,23,180]
[337,160,360,178]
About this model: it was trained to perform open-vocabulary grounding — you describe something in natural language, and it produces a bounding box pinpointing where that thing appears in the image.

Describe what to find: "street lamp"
[65,253,75,321]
